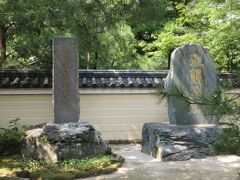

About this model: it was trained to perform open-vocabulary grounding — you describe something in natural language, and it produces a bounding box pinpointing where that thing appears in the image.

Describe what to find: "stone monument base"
[141,123,227,161]
[22,122,111,162]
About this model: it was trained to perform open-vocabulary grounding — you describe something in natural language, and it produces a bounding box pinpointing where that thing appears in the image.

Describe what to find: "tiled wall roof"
[0,69,238,89]
[0,70,168,88]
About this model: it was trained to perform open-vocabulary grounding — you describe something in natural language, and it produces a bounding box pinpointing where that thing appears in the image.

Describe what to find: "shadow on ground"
[82,144,240,180]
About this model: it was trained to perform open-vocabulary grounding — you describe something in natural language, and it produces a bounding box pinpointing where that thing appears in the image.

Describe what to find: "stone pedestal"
[141,123,227,161]
[22,122,111,162]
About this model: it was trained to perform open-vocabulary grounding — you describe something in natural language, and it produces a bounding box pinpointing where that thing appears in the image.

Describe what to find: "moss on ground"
[0,155,22,177]
[0,154,124,179]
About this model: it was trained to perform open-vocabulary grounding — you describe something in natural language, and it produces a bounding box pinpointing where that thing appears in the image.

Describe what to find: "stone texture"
[141,123,227,161]
[22,122,111,162]
[53,37,79,123]
[165,43,219,125]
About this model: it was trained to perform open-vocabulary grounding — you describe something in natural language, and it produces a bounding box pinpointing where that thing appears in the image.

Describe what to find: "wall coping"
[0,88,239,95]
[0,88,157,95]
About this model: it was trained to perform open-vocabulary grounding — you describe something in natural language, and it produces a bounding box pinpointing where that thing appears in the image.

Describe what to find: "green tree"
[65,0,169,69]
[0,0,64,69]
[146,0,240,71]
[0,0,169,69]
[97,23,138,69]
[132,0,197,70]
[205,0,240,71]
[137,22,201,70]
[58,0,133,69]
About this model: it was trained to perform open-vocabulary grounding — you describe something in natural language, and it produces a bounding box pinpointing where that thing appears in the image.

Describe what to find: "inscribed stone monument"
[165,43,219,124]
[22,37,110,162]
[141,44,226,161]
[53,37,80,123]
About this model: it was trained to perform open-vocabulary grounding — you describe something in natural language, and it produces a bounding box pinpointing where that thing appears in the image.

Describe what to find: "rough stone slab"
[165,44,219,124]
[22,122,111,162]
[141,123,227,161]
[53,37,79,123]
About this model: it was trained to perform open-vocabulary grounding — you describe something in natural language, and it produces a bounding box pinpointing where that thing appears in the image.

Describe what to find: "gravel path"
[83,144,240,180]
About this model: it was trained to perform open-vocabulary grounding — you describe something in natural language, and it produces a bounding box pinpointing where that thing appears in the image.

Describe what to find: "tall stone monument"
[22,37,110,162]
[165,43,218,124]
[142,44,226,161]
[53,37,79,123]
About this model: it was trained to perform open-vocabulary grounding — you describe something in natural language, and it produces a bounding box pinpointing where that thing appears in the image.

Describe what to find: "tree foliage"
[0,0,239,71]
[147,0,240,71]
[0,0,170,69]
[0,0,64,69]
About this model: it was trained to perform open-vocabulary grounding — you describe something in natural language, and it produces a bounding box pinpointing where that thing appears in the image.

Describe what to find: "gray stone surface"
[165,43,219,124]
[22,122,111,162]
[53,37,79,123]
[141,123,227,161]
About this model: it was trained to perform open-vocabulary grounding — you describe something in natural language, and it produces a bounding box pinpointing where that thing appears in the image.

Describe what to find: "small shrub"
[0,118,26,155]
[212,124,240,154]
